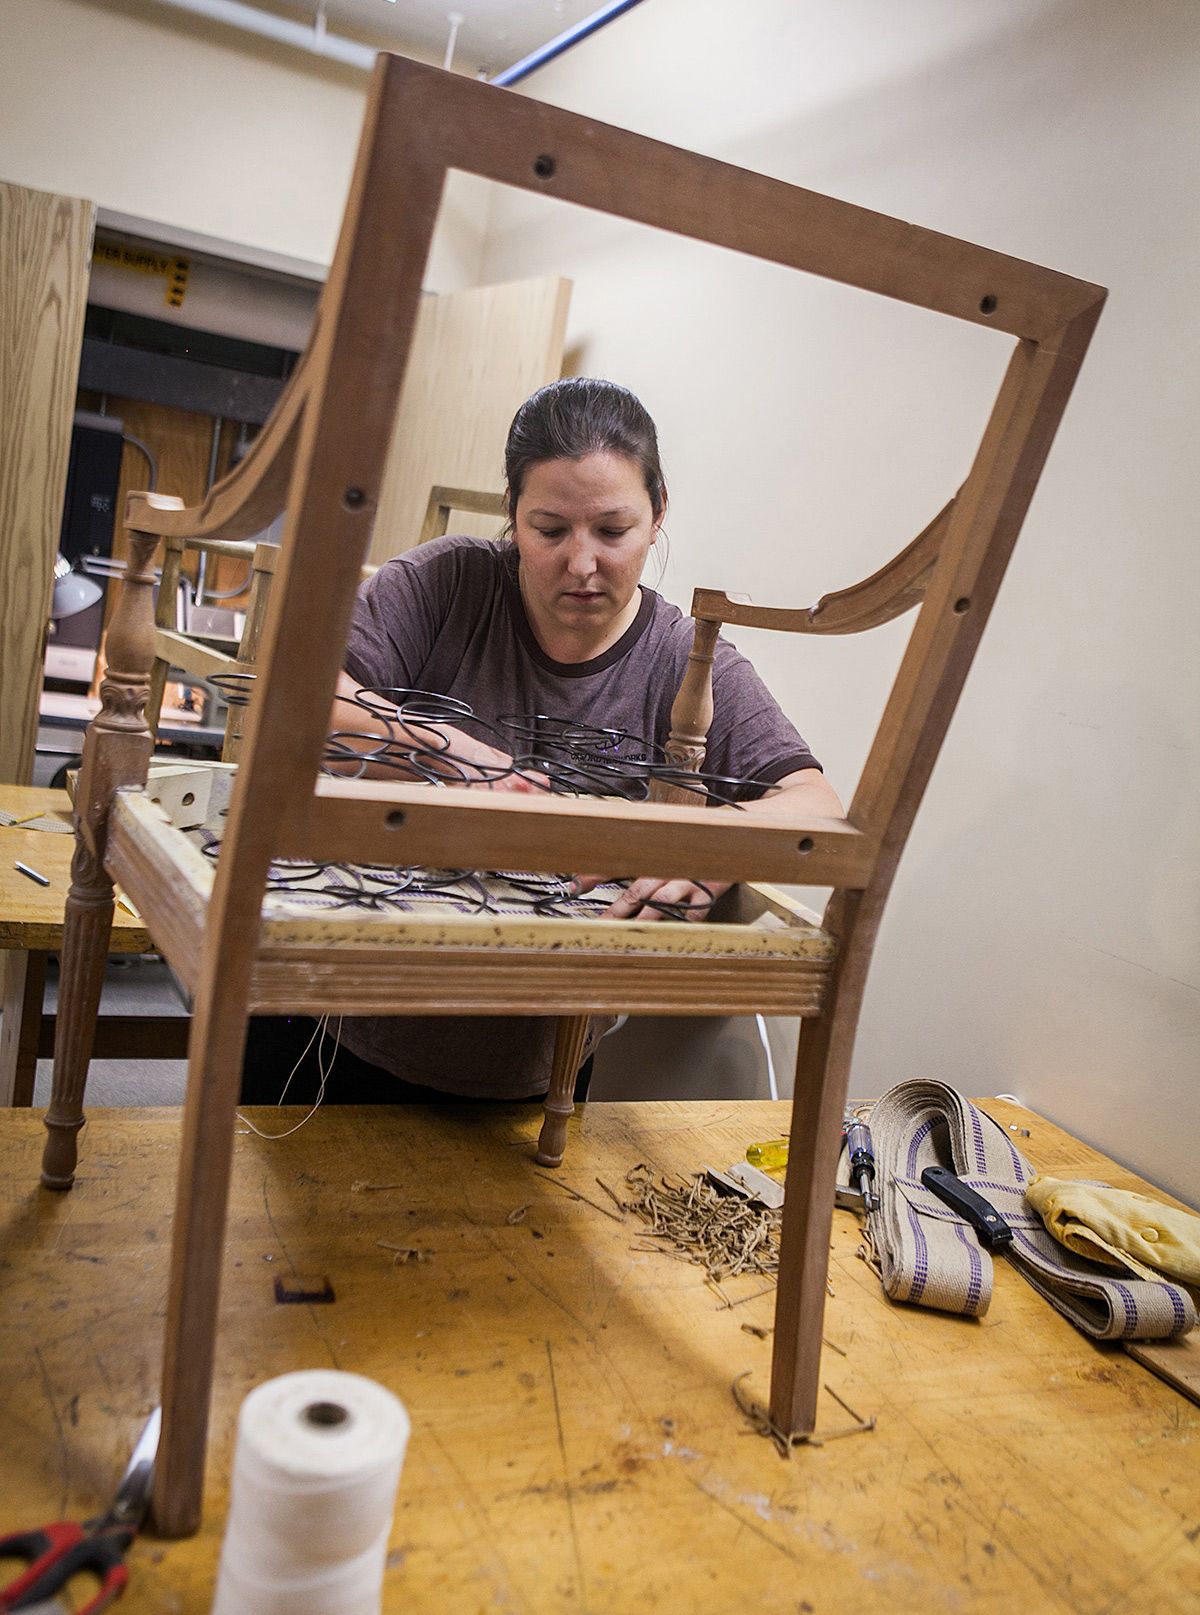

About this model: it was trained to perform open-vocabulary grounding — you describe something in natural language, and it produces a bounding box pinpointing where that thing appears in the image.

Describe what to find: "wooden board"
[0,1099,1197,1613]
[370,276,571,564]
[0,181,94,783]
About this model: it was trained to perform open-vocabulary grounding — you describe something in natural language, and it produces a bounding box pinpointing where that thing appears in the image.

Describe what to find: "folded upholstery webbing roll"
[866,1080,1195,1341]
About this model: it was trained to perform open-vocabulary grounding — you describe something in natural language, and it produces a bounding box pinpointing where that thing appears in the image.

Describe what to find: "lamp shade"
[51,552,103,620]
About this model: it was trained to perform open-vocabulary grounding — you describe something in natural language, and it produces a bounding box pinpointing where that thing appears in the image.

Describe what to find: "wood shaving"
[595,1177,626,1214]
[731,1372,875,1456]
[377,1240,433,1264]
[624,1165,781,1281]
[506,1204,531,1225]
[532,1170,626,1224]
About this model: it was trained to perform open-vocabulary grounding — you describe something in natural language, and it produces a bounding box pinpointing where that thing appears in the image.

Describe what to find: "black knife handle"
[920,1166,1013,1250]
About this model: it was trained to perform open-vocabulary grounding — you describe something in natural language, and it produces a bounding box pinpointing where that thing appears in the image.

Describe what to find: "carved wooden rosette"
[41,529,160,1189]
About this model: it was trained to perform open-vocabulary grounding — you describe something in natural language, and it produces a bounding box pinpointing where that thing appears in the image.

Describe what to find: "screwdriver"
[844,1118,879,1212]
[745,1137,789,1175]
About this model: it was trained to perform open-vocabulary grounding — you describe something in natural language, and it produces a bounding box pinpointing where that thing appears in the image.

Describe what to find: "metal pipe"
[152,0,647,85]
[490,0,648,87]
[443,11,464,72]
[153,0,376,71]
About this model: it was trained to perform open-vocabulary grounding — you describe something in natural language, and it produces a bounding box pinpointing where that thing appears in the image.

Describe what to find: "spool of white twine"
[211,1370,410,1615]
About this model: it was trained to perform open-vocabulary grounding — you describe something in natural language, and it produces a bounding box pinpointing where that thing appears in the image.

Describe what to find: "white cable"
[755,1013,779,1101]
[237,1015,342,1140]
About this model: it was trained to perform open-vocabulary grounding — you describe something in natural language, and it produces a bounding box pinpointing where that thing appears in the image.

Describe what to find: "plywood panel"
[0,181,94,783]
[370,276,571,564]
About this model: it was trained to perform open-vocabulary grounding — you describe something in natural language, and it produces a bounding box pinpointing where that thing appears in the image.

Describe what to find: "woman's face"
[512,451,660,648]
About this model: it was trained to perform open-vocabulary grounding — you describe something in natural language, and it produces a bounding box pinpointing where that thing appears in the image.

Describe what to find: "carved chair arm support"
[692,494,956,638]
[125,351,311,543]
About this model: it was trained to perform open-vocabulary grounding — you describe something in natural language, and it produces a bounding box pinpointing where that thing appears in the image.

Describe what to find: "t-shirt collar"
[500,552,657,678]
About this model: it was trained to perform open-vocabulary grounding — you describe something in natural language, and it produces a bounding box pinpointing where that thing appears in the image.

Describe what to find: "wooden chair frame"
[43,56,1104,1536]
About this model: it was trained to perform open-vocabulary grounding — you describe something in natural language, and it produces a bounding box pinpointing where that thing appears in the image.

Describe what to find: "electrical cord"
[236,1014,344,1138]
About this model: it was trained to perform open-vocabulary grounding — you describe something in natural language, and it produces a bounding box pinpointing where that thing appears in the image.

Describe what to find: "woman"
[242,378,842,1103]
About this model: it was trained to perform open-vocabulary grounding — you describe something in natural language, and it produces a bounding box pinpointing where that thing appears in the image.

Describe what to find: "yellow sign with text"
[93,241,190,308]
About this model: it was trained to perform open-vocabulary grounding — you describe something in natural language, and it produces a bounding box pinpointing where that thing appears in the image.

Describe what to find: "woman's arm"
[586,767,845,922]
[326,673,541,792]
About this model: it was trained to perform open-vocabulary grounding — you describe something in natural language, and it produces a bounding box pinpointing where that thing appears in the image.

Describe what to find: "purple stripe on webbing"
[969,1106,988,1174]
[1113,1281,1139,1331]
[966,1179,1027,1198]
[907,1205,930,1303]
[1006,1137,1029,1185]
[907,1118,937,1178]
[1165,1285,1189,1335]
[953,1223,985,1314]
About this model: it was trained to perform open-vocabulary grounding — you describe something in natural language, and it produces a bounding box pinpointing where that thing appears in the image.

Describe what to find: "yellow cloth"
[1025,1175,1200,1285]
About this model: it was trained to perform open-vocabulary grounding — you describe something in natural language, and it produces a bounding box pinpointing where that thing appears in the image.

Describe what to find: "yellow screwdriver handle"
[746,1138,789,1173]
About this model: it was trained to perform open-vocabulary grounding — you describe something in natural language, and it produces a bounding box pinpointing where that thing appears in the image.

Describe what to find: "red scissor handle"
[0,1519,131,1612]
[0,1520,85,1608]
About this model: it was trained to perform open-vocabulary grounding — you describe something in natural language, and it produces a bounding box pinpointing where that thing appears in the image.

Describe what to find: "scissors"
[0,1408,159,1613]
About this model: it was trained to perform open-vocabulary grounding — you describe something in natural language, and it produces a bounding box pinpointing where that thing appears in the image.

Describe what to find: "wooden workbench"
[1,1099,1197,1613]
[0,785,185,1105]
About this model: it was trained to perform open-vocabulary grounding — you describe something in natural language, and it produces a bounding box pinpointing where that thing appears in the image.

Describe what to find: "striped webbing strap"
[865,1080,1194,1341]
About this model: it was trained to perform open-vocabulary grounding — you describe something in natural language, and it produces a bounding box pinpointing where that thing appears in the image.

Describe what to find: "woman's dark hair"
[504,378,667,523]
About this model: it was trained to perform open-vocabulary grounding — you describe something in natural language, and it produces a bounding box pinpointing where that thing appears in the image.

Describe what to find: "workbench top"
[0,785,150,951]
[1,1100,1197,1613]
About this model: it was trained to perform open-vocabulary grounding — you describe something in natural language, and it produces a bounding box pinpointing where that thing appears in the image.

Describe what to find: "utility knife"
[920,1165,1014,1250]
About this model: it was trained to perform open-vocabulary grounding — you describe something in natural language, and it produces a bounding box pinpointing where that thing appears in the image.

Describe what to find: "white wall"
[484,0,1200,1201]
[0,0,489,290]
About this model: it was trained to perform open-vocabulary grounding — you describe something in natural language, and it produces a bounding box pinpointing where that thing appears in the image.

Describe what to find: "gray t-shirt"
[336,535,821,1096]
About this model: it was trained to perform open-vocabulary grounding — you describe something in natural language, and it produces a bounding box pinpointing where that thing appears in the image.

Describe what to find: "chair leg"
[151,994,249,1538]
[535,1013,589,1167]
[40,840,115,1190]
[768,896,865,1439]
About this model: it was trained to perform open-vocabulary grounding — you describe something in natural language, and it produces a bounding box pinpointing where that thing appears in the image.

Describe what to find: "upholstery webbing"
[864,1080,1194,1341]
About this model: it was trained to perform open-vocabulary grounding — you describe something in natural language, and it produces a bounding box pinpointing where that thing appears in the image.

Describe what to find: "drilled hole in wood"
[798,837,815,854]
[533,153,557,178]
[386,810,406,828]
[979,294,997,314]
[302,1400,349,1429]
[343,486,367,510]
[181,792,195,807]
[953,597,971,614]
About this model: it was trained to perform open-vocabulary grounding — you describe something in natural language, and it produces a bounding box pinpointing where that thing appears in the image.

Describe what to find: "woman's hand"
[572,768,844,921]
[574,874,730,921]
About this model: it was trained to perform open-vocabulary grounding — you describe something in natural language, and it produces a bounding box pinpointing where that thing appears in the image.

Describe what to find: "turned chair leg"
[536,1013,590,1167]
[151,995,249,1538]
[40,839,115,1190]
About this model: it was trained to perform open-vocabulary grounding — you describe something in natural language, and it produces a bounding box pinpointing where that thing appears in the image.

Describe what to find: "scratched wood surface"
[1,1099,1197,1614]
[0,786,149,952]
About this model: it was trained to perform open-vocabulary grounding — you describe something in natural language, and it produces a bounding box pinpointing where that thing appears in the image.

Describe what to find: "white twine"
[212,1370,410,1615]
